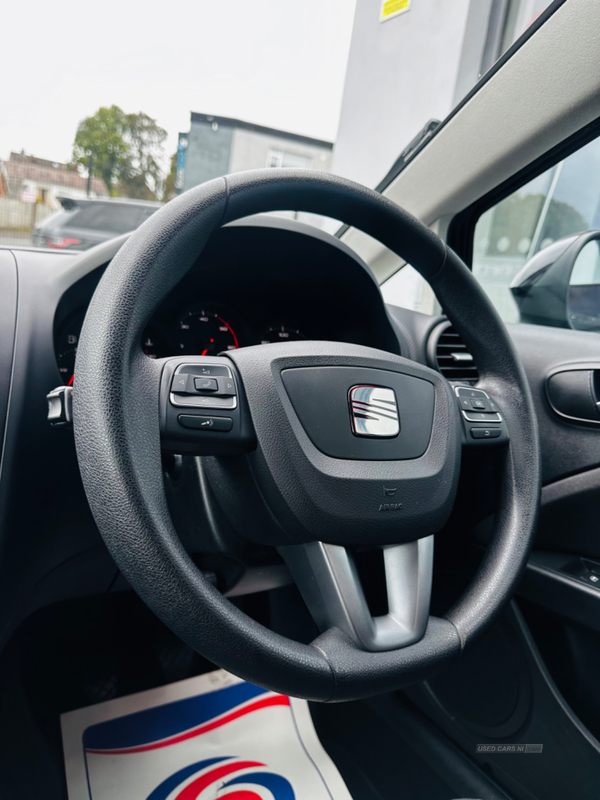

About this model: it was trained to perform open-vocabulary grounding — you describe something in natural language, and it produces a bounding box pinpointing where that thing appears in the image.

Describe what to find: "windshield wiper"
[334,119,441,240]
[375,119,441,194]
[333,119,442,239]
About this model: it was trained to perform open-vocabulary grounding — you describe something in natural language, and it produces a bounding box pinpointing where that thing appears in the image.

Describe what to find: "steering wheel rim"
[73,169,540,701]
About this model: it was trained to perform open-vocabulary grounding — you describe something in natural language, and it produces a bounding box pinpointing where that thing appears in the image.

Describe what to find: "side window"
[568,240,600,332]
[472,137,600,327]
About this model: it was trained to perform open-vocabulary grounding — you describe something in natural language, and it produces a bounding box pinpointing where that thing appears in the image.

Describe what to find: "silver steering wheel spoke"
[279,536,433,652]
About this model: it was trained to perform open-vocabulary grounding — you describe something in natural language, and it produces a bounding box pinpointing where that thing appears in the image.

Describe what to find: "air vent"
[434,324,479,382]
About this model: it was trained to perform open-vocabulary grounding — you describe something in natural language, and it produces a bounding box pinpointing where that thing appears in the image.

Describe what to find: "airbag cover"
[282,366,434,460]
[212,341,462,546]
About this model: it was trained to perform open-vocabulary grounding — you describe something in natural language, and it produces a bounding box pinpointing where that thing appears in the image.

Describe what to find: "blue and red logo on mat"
[83,681,295,799]
[145,757,294,799]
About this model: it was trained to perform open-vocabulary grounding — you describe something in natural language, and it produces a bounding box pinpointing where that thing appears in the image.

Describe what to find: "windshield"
[1,0,554,252]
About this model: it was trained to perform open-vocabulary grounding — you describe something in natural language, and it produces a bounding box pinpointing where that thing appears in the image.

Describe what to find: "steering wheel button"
[462,409,501,422]
[171,373,192,393]
[194,377,218,392]
[471,427,501,439]
[170,392,237,410]
[456,387,487,398]
[219,377,237,396]
[471,398,489,410]
[194,365,231,377]
[178,415,233,432]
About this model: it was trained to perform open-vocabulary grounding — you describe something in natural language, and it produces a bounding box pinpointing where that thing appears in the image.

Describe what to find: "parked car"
[32,196,162,250]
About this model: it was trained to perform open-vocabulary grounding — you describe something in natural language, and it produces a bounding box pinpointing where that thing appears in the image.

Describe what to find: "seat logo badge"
[349,386,399,438]
[383,485,397,497]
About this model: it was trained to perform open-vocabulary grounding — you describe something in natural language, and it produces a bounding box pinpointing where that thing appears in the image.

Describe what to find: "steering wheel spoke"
[279,537,433,652]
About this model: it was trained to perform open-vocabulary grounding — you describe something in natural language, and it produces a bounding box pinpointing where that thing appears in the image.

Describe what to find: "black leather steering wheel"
[73,170,540,702]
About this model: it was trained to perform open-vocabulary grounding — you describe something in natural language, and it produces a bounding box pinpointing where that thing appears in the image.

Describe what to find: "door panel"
[508,322,600,484]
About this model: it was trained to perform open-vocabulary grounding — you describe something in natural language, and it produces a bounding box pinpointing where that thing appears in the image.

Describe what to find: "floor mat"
[61,668,353,800]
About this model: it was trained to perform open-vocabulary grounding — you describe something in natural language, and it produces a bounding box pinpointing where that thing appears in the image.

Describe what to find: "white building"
[0,152,107,206]
[0,152,108,235]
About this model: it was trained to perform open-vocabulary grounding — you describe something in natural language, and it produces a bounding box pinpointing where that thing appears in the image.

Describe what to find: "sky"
[0,0,357,168]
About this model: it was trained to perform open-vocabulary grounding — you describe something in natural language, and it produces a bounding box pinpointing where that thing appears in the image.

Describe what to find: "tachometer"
[260,324,306,344]
[176,307,239,355]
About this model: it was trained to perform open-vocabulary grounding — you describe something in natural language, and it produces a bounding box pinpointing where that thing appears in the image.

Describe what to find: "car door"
[371,117,600,800]
[458,131,600,744]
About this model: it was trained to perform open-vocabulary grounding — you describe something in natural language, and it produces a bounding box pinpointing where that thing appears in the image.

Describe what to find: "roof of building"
[189,113,333,149]
[1,152,108,196]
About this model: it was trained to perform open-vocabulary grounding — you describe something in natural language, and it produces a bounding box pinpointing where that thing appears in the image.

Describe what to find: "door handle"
[546,366,600,424]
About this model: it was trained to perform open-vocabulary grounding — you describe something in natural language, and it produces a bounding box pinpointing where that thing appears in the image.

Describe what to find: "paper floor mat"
[61,668,353,799]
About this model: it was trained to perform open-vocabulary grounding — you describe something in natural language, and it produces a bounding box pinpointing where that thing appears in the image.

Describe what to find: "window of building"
[266,149,312,169]
[266,150,283,168]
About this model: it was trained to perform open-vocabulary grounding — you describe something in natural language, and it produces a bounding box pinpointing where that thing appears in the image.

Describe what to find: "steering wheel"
[73,170,540,702]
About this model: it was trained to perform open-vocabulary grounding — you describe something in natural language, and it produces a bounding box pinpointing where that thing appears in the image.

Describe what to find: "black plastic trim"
[408,602,600,800]
[0,251,18,480]
[545,363,600,427]
[519,551,600,633]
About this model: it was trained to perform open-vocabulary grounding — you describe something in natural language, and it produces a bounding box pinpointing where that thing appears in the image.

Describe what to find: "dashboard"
[53,217,402,386]
[4,212,600,671]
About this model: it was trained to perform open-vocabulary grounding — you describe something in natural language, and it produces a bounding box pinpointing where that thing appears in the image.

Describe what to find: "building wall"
[183,121,234,191]
[183,117,332,193]
[229,129,332,174]
[332,0,473,189]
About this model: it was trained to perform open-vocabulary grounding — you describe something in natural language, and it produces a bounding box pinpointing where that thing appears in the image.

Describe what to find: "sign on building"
[380,0,411,22]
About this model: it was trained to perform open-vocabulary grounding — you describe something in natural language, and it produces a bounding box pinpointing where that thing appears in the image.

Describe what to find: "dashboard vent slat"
[434,325,479,382]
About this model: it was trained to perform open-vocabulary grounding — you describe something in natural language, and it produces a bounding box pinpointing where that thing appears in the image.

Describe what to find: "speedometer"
[176,307,239,355]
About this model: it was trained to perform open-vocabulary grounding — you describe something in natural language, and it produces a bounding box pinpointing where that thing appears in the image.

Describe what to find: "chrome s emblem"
[349,385,400,438]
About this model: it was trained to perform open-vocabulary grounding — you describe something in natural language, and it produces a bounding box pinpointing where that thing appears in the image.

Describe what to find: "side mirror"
[510,231,600,331]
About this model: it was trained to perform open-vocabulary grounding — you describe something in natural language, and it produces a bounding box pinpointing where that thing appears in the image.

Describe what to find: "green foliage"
[122,112,167,199]
[163,152,178,201]
[72,106,129,195]
[72,106,167,199]
[541,198,588,243]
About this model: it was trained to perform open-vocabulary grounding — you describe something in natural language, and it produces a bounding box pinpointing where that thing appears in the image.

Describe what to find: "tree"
[162,152,178,201]
[72,107,167,199]
[72,106,130,195]
[122,112,167,199]
[542,198,588,244]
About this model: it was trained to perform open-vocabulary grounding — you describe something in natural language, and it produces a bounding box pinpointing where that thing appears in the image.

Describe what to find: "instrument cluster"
[53,218,403,388]
[55,302,308,386]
